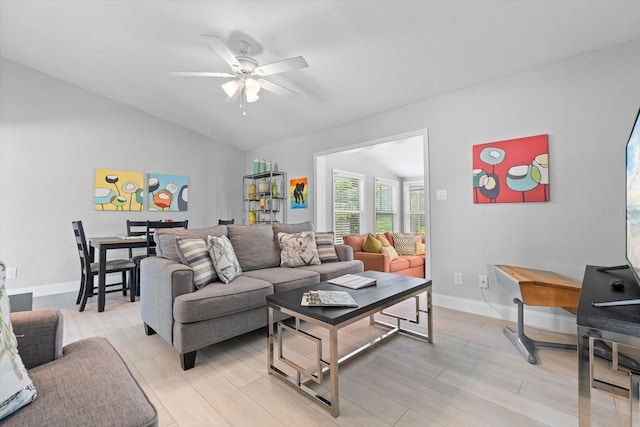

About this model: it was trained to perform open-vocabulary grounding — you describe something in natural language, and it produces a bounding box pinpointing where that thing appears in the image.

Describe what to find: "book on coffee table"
[301,290,358,307]
[328,274,377,289]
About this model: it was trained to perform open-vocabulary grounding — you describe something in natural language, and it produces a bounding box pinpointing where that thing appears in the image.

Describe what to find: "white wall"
[248,40,640,331]
[0,58,244,293]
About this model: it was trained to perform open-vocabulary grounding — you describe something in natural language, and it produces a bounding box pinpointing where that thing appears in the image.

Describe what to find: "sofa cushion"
[5,337,157,427]
[176,238,217,289]
[0,265,37,421]
[242,267,319,293]
[277,231,321,267]
[173,275,272,323]
[392,233,416,255]
[155,225,227,262]
[362,234,382,253]
[403,255,425,268]
[227,225,280,271]
[207,235,242,284]
[296,260,364,282]
[389,258,410,272]
[315,232,339,263]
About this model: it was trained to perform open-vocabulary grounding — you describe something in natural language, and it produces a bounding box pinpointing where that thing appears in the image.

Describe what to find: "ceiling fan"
[169,35,309,115]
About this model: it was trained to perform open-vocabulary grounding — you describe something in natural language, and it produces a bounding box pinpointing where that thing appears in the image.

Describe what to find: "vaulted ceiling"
[2,1,640,151]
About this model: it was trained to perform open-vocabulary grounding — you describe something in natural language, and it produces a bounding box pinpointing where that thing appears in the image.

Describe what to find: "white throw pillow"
[0,262,37,420]
[278,231,321,267]
[207,235,242,284]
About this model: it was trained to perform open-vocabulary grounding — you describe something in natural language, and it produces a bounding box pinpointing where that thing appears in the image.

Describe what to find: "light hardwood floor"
[31,291,629,427]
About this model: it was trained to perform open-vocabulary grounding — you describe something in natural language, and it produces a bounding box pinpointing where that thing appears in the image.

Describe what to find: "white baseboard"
[7,281,78,297]
[432,292,577,335]
[9,282,576,334]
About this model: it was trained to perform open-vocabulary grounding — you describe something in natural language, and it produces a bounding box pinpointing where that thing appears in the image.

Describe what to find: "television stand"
[595,264,629,272]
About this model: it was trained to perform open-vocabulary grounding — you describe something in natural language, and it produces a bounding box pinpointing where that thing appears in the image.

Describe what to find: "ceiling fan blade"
[257,79,299,97]
[254,56,309,76]
[201,35,242,71]
[169,71,235,77]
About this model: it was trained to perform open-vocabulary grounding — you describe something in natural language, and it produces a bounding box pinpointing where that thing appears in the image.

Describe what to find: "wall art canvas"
[94,168,144,211]
[290,177,308,209]
[473,134,549,204]
[148,173,188,211]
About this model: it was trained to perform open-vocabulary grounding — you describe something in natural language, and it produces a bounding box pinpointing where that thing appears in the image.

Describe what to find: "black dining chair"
[72,220,137,312]
[218,219,234,225]
[144,220,189,257]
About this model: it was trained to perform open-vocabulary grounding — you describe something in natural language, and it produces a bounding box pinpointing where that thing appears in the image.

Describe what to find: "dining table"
[88,236,148,312]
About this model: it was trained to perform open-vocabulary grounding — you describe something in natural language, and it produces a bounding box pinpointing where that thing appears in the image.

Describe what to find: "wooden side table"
[495,264,581,363]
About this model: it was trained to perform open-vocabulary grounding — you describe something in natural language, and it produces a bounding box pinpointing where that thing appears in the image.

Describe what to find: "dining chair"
[218,219,234,225]
[72,220,137,312]
[144,220,189,257]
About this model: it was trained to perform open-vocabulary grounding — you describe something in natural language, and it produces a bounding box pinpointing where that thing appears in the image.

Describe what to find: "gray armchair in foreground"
[4,310,158,426]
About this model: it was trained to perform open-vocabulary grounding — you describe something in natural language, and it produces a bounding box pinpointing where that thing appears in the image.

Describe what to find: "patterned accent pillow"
[176,238,217,289]
[315,232,339,263]
[415,242,426,255]
[207,235,242,284]
[392,233,416,255]
[0,262,37,421]
[277,231,321,267]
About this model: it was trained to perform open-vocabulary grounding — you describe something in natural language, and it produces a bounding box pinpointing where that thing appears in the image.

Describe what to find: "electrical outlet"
[479,274,488,288]
[6,268,17,279]
[454,272,463,284]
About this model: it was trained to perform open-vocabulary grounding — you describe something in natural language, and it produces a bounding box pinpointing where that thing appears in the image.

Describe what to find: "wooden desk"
[494,265,581,363]
[577,265,640,426]
[88,236,147,312]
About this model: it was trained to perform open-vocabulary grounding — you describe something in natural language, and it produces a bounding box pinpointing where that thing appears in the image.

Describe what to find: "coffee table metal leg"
[329,326,339,417]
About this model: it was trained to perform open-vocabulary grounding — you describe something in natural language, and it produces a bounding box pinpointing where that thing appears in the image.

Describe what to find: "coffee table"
[266,271,432,417]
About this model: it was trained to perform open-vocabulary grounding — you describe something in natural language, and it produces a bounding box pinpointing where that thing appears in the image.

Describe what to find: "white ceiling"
[2,1,640,152]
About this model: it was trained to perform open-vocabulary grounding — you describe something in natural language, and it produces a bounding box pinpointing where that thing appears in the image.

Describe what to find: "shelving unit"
[243,171,287,225]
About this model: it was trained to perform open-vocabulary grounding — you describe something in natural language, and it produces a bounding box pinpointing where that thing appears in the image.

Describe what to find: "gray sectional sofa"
[139,222,363,370]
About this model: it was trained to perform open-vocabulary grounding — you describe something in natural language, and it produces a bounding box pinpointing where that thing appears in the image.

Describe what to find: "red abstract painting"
[472,134,549,204]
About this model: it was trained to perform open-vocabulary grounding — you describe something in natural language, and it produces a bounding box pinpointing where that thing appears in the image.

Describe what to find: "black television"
[626,107,640,283]
[592,107,640,307]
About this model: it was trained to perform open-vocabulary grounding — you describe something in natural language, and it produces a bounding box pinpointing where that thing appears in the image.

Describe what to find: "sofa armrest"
[353,251,391,273]
[10,309,63,369]
[140,256,195,343]
[334,244,354,261]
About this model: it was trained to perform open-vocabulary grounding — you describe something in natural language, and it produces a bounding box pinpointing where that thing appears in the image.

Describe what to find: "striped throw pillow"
[176,238,217,289]
[315,232,339,263]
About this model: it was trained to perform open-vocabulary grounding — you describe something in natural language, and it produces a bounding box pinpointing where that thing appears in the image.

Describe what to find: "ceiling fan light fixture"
[244,77,261,95]
[222,80,241,97]
[245,91,260,103]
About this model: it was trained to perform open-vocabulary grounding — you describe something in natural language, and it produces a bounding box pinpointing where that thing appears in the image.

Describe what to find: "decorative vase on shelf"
[249,183,256,200]
[249,209,256,225]
[272,180,278,198]
[253,158,260,174]
[258,180,269,193]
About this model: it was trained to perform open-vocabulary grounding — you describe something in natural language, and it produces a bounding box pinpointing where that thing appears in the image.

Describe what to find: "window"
[333,170,364,244]
[375,177,399,233]
[404,180,425,234]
